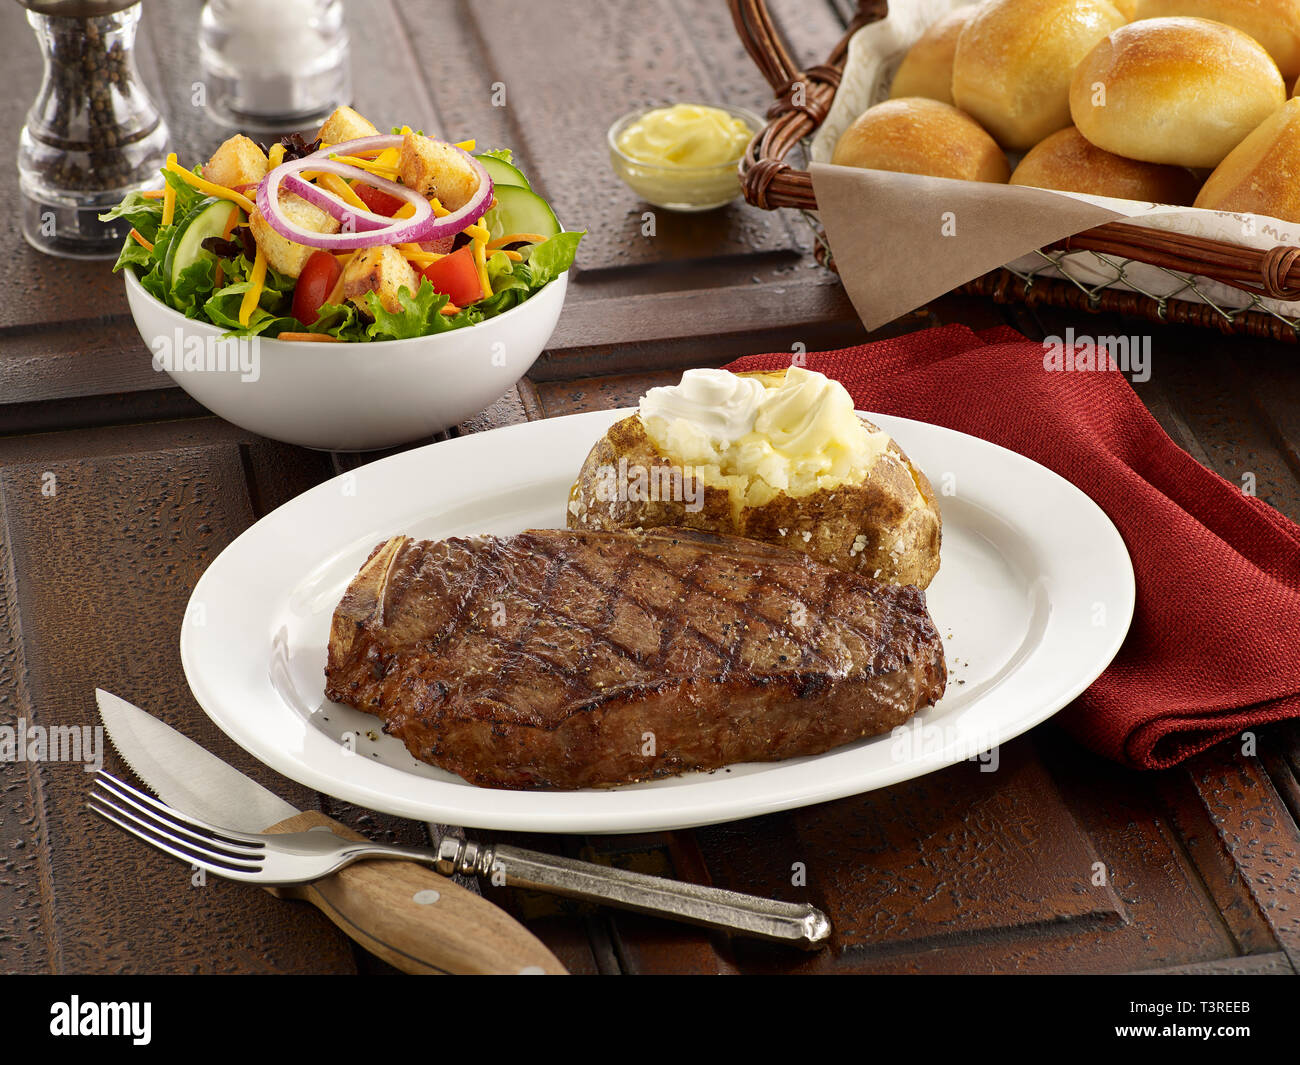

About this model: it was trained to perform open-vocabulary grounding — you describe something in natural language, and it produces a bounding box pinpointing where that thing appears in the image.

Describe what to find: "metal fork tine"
[87,799,263,878]
[93,771,263,852]
[90,778,265,861]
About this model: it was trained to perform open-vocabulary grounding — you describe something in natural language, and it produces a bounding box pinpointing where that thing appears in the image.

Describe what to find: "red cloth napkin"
[724,324,1300,769]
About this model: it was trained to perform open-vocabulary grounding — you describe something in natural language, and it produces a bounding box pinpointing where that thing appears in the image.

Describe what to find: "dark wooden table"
[2,0,1299,976]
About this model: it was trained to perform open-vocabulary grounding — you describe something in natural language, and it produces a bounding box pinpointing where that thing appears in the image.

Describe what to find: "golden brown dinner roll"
[830,98,1011,183]
[952,0,1127,151]
[889,8,974,105]
[1070,18,1286,168]
[1194,98,1300,223]
[1133,0,1300,78]
[1011,127,1201,203]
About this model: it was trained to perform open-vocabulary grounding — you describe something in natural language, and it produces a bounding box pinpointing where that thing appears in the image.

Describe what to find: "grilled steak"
[324,527,946,790]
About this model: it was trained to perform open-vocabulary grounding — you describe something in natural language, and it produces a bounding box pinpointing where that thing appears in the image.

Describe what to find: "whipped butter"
[638,368,889,507]
[616,104,753,168]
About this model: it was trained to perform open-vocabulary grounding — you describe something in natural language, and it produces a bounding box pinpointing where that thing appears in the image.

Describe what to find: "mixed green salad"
[104,108,581,342]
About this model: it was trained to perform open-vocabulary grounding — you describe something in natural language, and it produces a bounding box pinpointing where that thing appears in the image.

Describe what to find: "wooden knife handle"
[263,810,567,975]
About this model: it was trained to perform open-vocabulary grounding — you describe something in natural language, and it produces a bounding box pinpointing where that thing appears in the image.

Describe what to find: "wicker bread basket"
[728,0,1300,340]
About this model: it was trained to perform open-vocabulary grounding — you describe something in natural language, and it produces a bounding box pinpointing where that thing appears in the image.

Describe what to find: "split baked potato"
[566,368,942,588]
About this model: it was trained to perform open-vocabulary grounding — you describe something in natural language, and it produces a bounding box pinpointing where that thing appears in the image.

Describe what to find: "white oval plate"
[181,409,1134,833]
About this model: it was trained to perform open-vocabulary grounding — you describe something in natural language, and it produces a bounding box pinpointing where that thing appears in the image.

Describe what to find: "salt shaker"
[199,0,350,131]
[16,0,170,258]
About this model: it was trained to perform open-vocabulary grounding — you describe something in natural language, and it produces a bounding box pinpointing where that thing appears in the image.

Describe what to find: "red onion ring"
[255,135,493,251]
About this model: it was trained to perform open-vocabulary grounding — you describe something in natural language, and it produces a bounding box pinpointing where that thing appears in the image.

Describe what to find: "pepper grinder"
[199,0,350,132]
[16,0,169,258]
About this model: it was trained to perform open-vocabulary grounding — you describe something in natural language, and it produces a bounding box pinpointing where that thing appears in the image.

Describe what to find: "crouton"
[341,245,419,317]
[202,134,268,191]
[247,192,342,278]
[317,105,380,146]
[398,133,481,211]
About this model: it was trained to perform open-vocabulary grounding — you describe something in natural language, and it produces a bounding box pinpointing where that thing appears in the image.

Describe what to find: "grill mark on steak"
[605,537,839,674]
[325,527,947,790]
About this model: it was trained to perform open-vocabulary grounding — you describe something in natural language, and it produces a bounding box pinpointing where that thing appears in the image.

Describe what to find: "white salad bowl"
[123,267,569,451]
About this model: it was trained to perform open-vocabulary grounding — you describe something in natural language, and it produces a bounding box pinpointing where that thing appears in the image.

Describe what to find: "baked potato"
[566,368,942,588]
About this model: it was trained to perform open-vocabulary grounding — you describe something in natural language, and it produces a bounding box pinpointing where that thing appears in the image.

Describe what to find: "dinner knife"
[95,689,567,975]
[97,690,831,953]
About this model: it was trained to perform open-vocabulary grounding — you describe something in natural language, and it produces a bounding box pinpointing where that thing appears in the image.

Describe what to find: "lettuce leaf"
[101,171,584,342]
[524,230,583,286]
[100,190,165,241]
[362,279,459,340]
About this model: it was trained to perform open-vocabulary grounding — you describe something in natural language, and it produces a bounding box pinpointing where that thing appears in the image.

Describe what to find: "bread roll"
[1133,0,1300,78]
[889,8,974,105]
[1071,18,1286,168]
[1110,0,1137,15]
[952,0,1127,151]
[1011,127,1200,203]
[830,98,1011,183]
[1194,97,1300,223]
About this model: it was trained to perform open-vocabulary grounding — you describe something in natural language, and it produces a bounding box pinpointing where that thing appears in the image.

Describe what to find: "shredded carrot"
[140,189,166,200]
[440,303,461,315]
[129,228,154,251]
[499,248,523,262]
[276,332,341,343]
[486,232,549,250]
[222,204,241,238]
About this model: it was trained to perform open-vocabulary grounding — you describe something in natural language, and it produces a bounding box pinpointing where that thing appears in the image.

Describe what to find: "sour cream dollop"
[639,368,766,444]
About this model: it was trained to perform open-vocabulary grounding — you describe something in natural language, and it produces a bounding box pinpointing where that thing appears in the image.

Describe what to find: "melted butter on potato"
[639,367,891,507]
[569,366,942,588]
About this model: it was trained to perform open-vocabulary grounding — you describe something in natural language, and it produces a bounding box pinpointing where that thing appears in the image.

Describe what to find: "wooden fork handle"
[262,810,567,975]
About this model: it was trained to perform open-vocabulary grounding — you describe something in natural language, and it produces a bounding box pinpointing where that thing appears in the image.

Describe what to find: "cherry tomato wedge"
[351,181,405,217]
[292,250,343,326]
[420,245,482,307]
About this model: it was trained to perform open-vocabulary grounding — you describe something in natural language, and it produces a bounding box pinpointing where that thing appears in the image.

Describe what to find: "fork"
[88,771,831,948]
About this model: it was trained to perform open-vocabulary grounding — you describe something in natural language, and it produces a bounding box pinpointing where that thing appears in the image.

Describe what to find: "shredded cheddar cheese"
[317,172,369,211]
[398,242,445,267]
[472,237,491,299]
[164,158,256,214]
[129,228,154,251]
[330,154,400,179]
[486,232,549,250]
[161,153,178,226]
[239,244,268,327]
[324,255,351,307]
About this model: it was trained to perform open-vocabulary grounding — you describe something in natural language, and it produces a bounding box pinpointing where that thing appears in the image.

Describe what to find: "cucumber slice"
[165,196,241,297]
[475,153,531,191]
[481,185,561,244]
